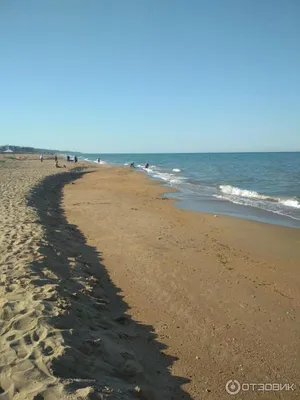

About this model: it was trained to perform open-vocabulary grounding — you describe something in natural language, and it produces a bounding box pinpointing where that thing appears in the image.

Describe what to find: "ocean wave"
[219,185,272,200]
[172,168,181,172]
[170,178,184,184]
[153,172,171,181]
[215,195,300,220]
[280,199,300,209]
[136,164,157,170]
[218,185,300,210]
[136,164,154,173]
[152,172,186,185]
[93,160,107,165]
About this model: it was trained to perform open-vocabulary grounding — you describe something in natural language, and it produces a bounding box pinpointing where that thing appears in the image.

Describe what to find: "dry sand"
[0,155,97,399]
[0,156,299,399]
[0,155,165,399]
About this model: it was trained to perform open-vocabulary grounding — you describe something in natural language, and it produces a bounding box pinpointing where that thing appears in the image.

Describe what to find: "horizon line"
[70,150,300,155]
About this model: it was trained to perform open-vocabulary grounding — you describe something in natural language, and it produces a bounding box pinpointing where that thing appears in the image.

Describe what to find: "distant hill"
[0,145,69,154]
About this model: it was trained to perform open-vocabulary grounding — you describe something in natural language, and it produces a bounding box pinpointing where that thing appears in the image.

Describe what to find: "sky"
[0,0,299,153]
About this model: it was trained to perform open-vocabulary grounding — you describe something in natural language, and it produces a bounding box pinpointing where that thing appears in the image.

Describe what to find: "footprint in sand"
[12,312,39,331]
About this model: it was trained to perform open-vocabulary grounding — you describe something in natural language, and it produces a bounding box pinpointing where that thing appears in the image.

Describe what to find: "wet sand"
[0,155,299,399]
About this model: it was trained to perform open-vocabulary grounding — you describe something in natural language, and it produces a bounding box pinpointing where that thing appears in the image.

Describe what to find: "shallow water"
[72,152,300,228]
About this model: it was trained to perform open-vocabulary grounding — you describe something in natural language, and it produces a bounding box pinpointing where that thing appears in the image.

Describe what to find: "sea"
[71,152,300,229]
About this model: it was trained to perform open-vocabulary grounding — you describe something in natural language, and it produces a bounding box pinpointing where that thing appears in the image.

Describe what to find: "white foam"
[219,185,270,200]
[219,185,300,210]
[153,173,171,181]
[215,194,261,206]
[137,164,154,173]
[280,199,300,209]
[173,168,181,172]
[93,159,107,165]
[170,178,183,184]
[215,194,300,220]
[152,171,186,185]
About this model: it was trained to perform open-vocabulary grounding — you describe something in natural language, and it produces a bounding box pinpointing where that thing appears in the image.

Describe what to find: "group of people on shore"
[40,154,150,171]
[40,153,75,168]
[66,155,78,163]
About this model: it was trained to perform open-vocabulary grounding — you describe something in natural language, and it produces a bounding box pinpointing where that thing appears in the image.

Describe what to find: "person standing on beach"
[40,154,43,162]
[54,154,58,163]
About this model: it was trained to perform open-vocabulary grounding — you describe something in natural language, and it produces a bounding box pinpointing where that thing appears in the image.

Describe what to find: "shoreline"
[92,160,300,230]
[83,155,300,230]
[142,173,300,229]
[63,165,300,399]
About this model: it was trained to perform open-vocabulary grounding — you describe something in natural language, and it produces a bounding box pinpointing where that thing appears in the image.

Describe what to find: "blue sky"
[0,0,299,153]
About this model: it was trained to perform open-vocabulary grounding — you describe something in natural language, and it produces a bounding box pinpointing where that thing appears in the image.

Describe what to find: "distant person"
[145,163,149,169]
[40,154,43,162]
[67,155,70,162]
[54,154,58,162]
[74,156,78,163]
[97,158,100,163]
[130,162,135,168]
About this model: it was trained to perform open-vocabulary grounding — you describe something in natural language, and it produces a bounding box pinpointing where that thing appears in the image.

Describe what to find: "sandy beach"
[63,166,300,399]
[1,156,299,399]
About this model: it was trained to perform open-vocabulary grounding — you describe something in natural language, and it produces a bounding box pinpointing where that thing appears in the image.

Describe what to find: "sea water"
[75,152,300,228]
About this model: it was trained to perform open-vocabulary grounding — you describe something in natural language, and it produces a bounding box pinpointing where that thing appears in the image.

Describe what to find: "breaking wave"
[219,185,300,209]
